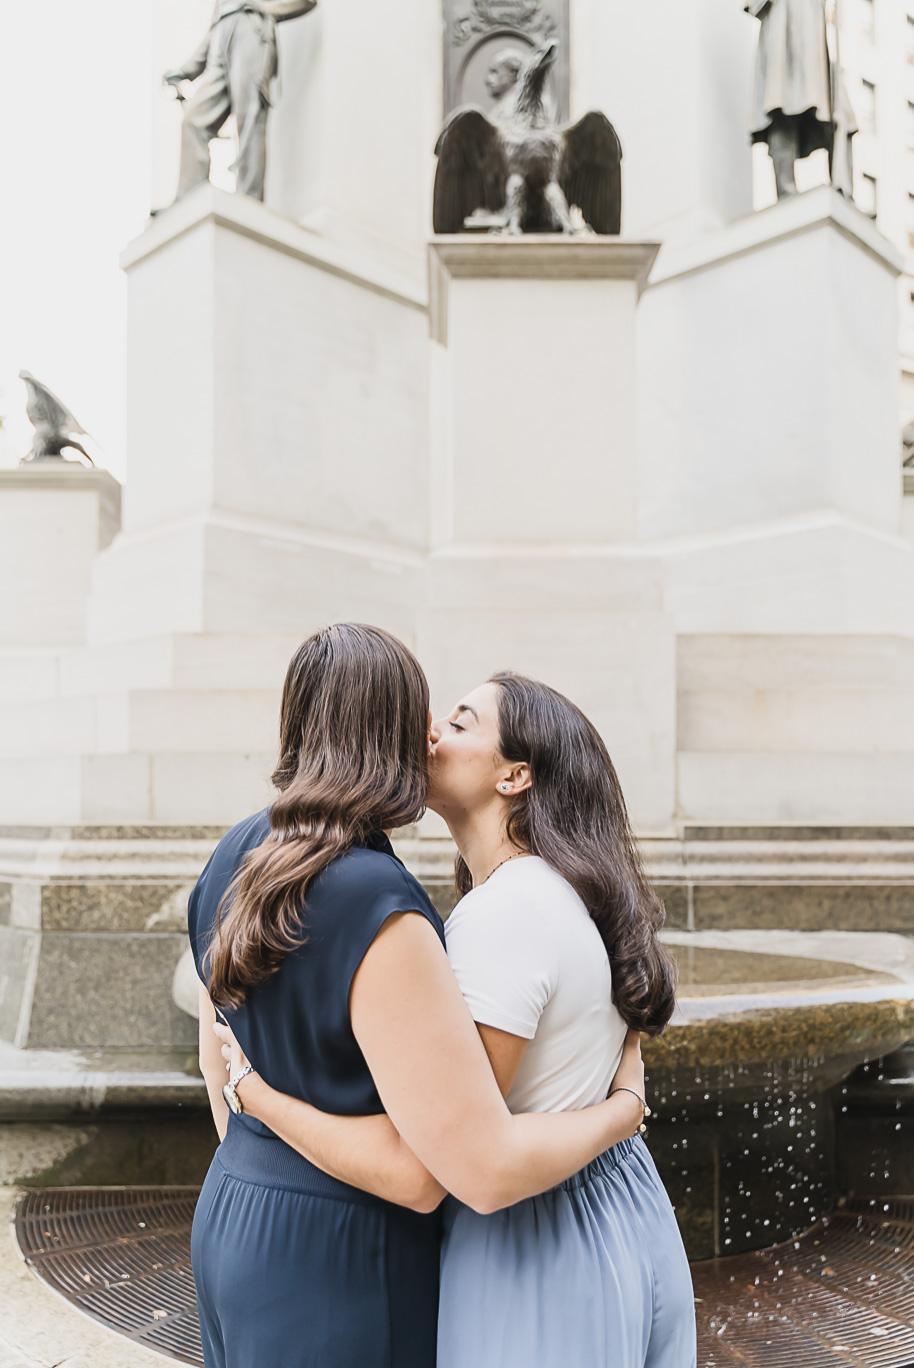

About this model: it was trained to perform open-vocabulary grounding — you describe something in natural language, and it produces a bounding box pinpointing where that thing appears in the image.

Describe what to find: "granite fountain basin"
[644,930,914,1259]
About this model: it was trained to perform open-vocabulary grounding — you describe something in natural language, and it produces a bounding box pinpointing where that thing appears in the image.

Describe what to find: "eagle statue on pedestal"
[19,371,94,465]
[433,40,622,236]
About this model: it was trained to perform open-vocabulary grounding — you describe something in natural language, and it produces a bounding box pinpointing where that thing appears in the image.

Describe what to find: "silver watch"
[223,1064,255,1115]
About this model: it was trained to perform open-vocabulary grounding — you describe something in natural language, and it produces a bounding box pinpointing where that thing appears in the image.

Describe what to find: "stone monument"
[163,0,318,205]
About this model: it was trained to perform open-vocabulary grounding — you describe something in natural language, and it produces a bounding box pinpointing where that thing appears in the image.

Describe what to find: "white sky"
[0,2,153,480]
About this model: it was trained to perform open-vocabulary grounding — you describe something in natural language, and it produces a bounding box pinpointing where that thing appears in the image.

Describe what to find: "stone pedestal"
[640,189,904,550]
[102,185,427,645]
[424,236,678,832]
[0,464,120,649]
[428,238,657,545]
[0,190,429,827]
[629,189,914,824]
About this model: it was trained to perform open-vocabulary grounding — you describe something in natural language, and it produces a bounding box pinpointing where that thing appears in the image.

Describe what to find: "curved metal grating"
[15,1187,204,1365]
[14,1188,914,1366]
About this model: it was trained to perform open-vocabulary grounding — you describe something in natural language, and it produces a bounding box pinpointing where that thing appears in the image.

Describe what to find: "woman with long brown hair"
[211,656,696,1366]
[190,625,655,1368]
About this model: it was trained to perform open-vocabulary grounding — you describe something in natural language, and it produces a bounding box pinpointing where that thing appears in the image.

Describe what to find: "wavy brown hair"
[455,673,678,1036]
[206,623,430,1009]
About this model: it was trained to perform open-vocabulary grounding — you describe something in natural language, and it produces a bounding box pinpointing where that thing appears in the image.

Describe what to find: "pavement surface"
[0,1188,164,1368]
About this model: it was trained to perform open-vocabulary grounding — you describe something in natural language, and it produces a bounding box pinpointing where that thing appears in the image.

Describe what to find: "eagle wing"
[559,111,622,236]
[20,372,87,437]
[433,108,508,235]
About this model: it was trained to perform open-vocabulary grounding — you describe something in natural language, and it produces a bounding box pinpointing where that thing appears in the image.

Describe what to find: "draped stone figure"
[164,0,317,205]
[746,0,856,200]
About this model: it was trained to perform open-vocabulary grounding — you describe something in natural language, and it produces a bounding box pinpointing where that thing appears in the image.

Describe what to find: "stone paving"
[0,1190,163,1368]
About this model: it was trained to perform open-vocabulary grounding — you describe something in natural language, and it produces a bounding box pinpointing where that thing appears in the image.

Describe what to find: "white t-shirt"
[444,855,628,1114]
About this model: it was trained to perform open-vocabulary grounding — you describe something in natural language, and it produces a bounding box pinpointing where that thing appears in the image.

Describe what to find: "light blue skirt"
[438,1136,696,1368]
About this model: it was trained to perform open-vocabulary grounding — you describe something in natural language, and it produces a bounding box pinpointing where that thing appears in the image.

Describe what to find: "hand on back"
[608,1028,647,1137]
[214,1021,249,1078]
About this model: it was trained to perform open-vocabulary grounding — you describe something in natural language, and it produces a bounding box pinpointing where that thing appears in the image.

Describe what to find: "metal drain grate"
[14,1188,914,1367]
[15,1186,204,1365]
[692,1197,914,1367]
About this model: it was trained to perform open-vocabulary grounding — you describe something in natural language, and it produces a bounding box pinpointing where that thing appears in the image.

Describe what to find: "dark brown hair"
[456,673,678,1036]
[206,623,430,1009]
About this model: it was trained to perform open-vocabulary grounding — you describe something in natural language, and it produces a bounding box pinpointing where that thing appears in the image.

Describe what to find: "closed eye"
[449,721,464,732]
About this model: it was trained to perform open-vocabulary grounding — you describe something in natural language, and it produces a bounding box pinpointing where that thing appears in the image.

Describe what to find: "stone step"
[59,631,304,697]
[678,751,914,824]
[680,687,914,753]
[0,635,303,713]
[678,632,914,692]
[676,635,914,821]
[0,750,274,824]
[678,634,914,760]
[0,650,61,703]
[0,689,281,759]
[0,694,97,757]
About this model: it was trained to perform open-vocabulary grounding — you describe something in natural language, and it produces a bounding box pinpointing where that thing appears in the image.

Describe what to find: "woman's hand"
[214,1020,251,1078]
[608,1028,647,1138]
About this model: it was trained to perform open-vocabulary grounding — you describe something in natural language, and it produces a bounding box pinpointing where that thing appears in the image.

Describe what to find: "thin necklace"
[482,851,527,885]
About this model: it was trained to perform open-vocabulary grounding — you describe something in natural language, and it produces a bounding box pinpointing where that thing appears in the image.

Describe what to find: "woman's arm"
[221,974,643,1214]
[228,1060,446,1213]
[346,913,644,1214]
[198,982,229,1142]
[475,1024,528,1098]
[212,1021,532,1210]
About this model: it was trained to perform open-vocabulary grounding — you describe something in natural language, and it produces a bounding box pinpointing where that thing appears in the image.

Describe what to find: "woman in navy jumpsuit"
[189,811,444,1368]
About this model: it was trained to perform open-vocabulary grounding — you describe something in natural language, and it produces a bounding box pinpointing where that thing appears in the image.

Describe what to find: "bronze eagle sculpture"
[19,371,94,465]
[433,40,622,236]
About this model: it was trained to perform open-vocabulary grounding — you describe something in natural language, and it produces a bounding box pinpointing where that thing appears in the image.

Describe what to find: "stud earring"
[500,783,509,792]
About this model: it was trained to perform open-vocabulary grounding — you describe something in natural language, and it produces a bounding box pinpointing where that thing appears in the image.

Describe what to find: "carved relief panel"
[443,0,570,122]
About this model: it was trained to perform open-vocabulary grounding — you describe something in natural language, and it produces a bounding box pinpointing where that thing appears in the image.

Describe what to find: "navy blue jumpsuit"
[188,810,444,1368]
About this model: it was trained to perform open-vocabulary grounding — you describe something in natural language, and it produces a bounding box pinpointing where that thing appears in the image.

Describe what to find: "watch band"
[223,1064,255,1115]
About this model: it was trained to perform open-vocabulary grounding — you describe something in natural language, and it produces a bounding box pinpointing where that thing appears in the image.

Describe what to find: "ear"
[497,763,532,796]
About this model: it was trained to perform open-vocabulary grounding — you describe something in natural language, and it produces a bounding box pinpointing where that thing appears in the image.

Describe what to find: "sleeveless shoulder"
[188,814,445,984]
[186,816,445,1118]
[188,808,271,976]
[305,845,445,1002]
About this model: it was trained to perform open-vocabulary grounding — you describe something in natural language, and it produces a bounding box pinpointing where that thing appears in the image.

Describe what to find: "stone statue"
[485,48,525,111]
[746,0,857,200]
[433,40,622,235]
[19,371,94,465]
[163,0,318,206]
[903,420,914,470]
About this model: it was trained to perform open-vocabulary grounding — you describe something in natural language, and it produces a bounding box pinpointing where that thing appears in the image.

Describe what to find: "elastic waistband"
[216,1119,384,1206]
[555,1134,642,1193]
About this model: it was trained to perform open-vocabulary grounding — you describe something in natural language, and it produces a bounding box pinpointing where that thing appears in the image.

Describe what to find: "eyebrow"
[455,703,479,721]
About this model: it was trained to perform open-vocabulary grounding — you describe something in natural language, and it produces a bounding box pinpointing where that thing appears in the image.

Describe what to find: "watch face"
[222,1081,242,1115]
